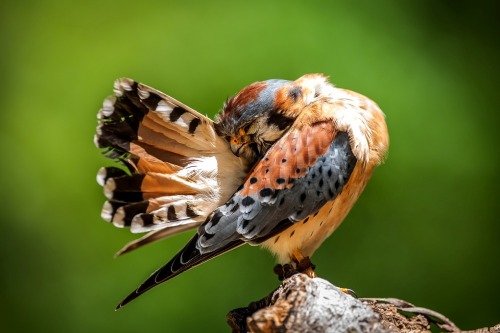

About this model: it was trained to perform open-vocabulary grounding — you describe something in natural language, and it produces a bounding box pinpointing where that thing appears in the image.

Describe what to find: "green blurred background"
[1,0,498,331]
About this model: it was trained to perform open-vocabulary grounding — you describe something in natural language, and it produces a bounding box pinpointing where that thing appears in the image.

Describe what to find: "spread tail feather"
[95,78,244,253]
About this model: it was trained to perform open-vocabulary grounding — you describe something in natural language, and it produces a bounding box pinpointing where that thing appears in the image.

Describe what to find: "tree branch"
[227,274,498,333]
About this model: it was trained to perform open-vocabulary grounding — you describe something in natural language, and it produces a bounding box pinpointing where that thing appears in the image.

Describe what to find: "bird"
[94,73,389,309]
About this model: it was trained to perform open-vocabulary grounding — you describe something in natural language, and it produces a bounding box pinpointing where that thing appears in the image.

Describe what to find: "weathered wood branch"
[227,274,499,333]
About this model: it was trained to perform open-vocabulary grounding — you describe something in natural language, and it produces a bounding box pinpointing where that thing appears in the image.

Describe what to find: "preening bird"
[94,74,389,309]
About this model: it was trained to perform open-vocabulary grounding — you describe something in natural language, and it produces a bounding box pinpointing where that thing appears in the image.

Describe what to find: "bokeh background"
[1,0,498,332]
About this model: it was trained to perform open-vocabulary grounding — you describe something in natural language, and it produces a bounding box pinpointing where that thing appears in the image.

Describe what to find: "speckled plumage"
[94,74,389,309]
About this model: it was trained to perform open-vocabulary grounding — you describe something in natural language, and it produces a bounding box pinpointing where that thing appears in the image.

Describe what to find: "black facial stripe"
[267,111,294,131]
[288,86,302,101]
[249,143,260,156]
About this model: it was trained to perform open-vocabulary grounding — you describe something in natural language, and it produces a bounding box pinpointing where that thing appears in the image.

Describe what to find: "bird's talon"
[339,287,358,298]
[304,267,317,278]
[273,263,297,280]
[295,256,317,278]
[273,264,285,281]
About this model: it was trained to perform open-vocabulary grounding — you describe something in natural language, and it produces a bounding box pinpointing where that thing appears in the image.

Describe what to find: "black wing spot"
[230,203,240,213]
[319,179,324,188]
[290,230,295,238]
[265,168,269,173]
[282,158,287,163]
[279,197,285,206]
[274,236,280,243]
[303,217,310,224]
[203,232,214,241]
[241,219,250,229]
[241,196,255,207]
[335,180,340,190]
[170,106,186,122]
[249,177,258,184]
[327,169,333,177]
[276,178,286,184]
[209,210,223,226]
[300,192,306,202]
[260,188,274,197]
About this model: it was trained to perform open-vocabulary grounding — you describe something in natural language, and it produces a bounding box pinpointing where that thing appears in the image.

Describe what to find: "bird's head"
[215,75,331,165]
[215,79,292,165]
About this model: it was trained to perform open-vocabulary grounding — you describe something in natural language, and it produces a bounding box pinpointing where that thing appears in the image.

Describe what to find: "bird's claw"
[339,287,358,298]
[273,256,317,280]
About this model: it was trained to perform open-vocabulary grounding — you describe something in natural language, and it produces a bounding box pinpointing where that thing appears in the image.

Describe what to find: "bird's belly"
[261,200,346,263]
[261,164,373,264]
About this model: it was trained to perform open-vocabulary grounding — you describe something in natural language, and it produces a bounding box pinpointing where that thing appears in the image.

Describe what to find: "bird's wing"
[200,122,357,247]
[116,120,357,308]
[95,78,244,254]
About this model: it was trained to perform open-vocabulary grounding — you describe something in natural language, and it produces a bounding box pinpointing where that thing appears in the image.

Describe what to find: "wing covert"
[198,122,357,253]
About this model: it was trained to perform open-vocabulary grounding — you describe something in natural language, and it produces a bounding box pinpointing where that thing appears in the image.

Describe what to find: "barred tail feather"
[95,78,244,253]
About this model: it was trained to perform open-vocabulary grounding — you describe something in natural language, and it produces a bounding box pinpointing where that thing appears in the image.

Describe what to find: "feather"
[95,78,244,252]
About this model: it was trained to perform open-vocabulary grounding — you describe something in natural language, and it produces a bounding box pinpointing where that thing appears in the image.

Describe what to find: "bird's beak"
[229,141,241,156]
[229,131,250,157]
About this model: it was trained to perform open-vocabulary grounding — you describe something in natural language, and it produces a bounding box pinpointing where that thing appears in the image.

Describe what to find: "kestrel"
[94,74,389,309]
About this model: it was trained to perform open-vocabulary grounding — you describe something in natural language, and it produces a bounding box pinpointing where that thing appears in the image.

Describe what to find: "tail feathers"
[115,234,244,309]
[101,168,205,201]
[95,78,241,252]
[98,164,213,240]
[100,194,206,232]
[95,78,221,167]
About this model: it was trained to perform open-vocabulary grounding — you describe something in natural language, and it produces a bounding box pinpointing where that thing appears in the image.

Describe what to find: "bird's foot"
[273,256,317,281]
[273,263,296,281]
[295,256,316,278]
